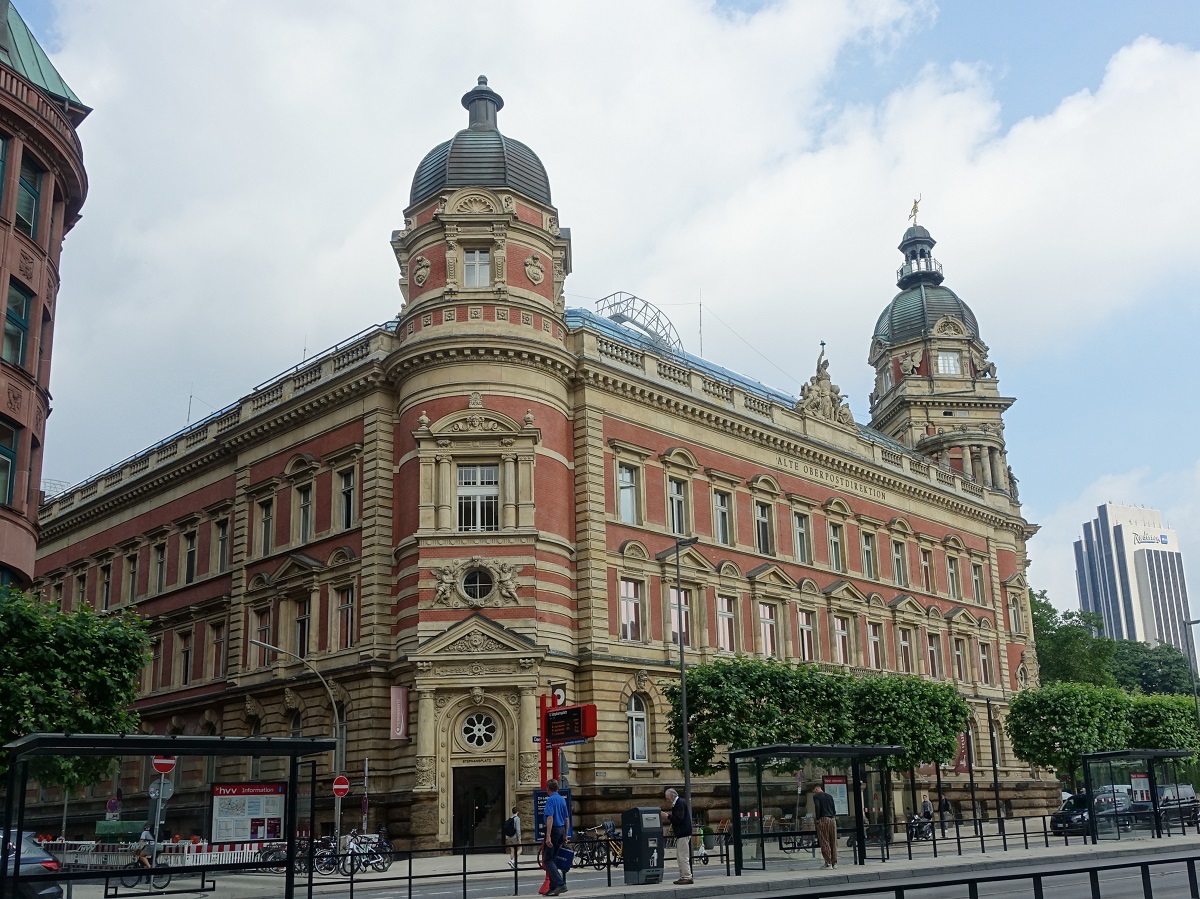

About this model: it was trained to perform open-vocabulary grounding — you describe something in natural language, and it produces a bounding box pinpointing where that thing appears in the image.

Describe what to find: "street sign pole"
[361,757,368,834]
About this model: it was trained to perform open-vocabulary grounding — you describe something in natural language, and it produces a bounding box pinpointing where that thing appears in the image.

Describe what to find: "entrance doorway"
[453,765,505,852]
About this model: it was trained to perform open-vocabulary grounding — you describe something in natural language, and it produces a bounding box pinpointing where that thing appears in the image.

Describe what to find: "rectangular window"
[798,610,816,661]
[892,540,908,587]
[338,586,356,650]
[954,638,969,681]
[898,627,914,673]
[619,578,642,642]
[75,572,86,606]
[184,532,197,584]
[3,281,32,366]
[828,523,844,573]
[464,248,490,288]
[617,463,639,524]
[793,513,811,564]
[259,499,274,556]
[100,565,111,611]
[670,586,691,647]
[256,610,272,667]
[920,549,933,592]
[717,595,736,653]
[154,543,166,593]
[125,554,138,603]
[972,564,986,604]
[979,643,993,685]
[754,501,772,554]
[834,615,851,665]
[0,419,16,504]
[947,556,961,600]
[713,490,731,545]
[297,485,312,542]
[149,639,162,692]
[927,634,942,677]
[759,603,778,658]
[457,463,500,531]
[179,632,192,687]
[216,519,229,573]
[862,532,877,579]
[937,351,961,375]
[210,622,226,679]
[15,154,42,239]
[667,477,688,536]
[868,622,883,669]
[295,598,310,658]
[339,469,355,530]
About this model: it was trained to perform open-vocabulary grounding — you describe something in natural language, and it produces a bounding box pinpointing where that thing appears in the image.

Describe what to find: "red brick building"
[35,77,1046,847]
[0,1,88,587]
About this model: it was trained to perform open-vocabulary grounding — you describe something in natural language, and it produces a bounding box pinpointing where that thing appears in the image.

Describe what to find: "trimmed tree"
[0,587,150,788]
[1005,682,1132,781]
[850,675,970,769]
[1128,693,1200,754]
[1109,640,1195,696]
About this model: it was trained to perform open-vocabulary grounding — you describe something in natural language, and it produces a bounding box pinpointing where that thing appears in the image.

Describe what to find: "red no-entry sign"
[152,756,177,774]
[332,775,350,798]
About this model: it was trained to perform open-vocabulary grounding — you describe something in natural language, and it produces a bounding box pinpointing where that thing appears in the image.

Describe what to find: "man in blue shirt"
[542,778,570,896]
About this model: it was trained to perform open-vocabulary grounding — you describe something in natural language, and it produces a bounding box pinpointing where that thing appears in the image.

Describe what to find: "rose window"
[461,713,497,748]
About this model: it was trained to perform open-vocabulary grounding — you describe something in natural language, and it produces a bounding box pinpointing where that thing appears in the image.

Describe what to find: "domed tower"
[386,78,578,847]
[867,223,1017,499]
[0,3,89,586]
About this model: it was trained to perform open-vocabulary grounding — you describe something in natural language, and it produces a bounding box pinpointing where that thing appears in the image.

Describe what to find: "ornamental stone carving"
[796,345,855,427]
[440,662,515,677]
[470,687,485,705]
[432,557,524,609]
[449,415,501,433]
[412,256,431,287]
[468,391,483,408]
[244,696,266,722]
[520,751,540,784]
[283,688,302,711]
[502,196,515,213]
[971,348,997,378]
[18,251,34,280]
[415,756,436,789]
[446,629,507,653]
[456,194,498,213]
[898,349,923,376]
[635,669,650,691]
[935,318,964,335]
[524,253,545,285]
[7,385,21,414]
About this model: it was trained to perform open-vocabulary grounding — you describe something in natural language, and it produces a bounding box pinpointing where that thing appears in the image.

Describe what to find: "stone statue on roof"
[797,343,854,427]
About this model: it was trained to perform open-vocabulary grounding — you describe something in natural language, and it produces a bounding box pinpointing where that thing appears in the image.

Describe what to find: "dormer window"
[464,249,490,288]
[937,351,961,375]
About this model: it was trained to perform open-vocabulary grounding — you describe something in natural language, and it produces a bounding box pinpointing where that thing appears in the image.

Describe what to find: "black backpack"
[503,816,517,838]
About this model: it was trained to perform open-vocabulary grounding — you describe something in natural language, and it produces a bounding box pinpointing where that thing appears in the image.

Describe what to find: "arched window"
[627,695,648,762]
[290,711,303,739]
[335,702,348,772]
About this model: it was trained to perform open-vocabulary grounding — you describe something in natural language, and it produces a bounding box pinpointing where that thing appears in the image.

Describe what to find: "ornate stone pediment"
[412,613,544,675]
[822,579,869,603]
[268,553,325,584]
[933,316,965,336]
[746,562,794,589]
[428,408,527,439]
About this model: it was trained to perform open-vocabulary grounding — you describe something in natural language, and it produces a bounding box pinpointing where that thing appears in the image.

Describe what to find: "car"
[2,832,64,899]
[1131,783,1200,828]
[1050,794,1091,835]
[1050,792,1134,836]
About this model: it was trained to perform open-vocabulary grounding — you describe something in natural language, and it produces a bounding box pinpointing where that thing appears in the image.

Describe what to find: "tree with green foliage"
[1005,682,1132,780]
[0,587,150,788]
[1128,693,1200,754]
[1109,639,1195,696]
[664,658,969,774]
[850,676,970,770]
[1029,589,1116,686]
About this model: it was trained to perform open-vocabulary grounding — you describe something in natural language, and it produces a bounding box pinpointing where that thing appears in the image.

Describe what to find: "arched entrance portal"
[450,705,508,851]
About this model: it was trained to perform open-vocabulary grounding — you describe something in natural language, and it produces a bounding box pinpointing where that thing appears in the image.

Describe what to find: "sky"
[21,0,1200,613]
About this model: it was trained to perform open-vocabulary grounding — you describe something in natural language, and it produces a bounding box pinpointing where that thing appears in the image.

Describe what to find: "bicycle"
[339,829,391,875]
[256,842,288,874]
[119,859,173,890]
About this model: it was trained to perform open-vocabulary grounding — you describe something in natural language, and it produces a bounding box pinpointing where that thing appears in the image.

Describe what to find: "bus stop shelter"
[729,743,903,873]
[1081,748,1196,843]
[2,732,334,899]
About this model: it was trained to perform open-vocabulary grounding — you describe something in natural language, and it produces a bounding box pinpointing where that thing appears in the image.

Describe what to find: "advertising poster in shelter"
[1131,773,1150,802]
[211,783,286,841]
[823,776,848,816]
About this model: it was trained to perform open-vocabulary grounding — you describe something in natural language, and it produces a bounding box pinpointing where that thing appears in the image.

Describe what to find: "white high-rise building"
[1075,503,1192,658]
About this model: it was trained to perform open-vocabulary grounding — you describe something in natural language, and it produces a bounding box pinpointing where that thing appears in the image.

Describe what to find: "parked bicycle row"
[254,829,394,876]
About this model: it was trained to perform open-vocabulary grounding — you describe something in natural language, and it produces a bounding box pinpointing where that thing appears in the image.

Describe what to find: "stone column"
[415,688,438,790]
[519,685,539,785]
[502,454,517,529]
[979,448,993,489]
[960,444,975,481]
[435,455,453,530]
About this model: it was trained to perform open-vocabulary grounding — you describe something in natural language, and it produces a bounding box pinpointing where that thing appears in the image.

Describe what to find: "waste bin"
[621,806,665,885]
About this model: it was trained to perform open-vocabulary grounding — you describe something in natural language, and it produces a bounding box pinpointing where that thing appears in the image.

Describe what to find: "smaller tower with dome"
[867,222,1017,501]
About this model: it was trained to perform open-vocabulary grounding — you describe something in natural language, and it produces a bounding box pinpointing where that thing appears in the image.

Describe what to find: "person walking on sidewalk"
[662,788,693,885]
[505,807,522,867]
[542,779,570,896]
[812,786,838,869]
[938,794,951,837]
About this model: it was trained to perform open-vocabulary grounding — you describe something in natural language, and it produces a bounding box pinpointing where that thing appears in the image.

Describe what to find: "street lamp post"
[1183,620,1200,738]
[249,639,344,847]
[656,536,700,838]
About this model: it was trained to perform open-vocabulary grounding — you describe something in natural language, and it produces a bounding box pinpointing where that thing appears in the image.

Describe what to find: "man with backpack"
[503,806,522,866]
